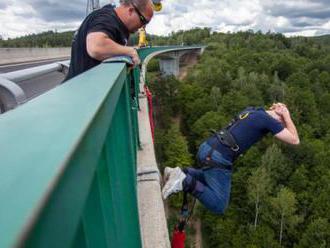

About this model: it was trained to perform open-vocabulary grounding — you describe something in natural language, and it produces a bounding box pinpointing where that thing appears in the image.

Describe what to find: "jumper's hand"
[275,104,290,120]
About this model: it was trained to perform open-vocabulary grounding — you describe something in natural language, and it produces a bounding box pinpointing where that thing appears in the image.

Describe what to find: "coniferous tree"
[163,123,193,168]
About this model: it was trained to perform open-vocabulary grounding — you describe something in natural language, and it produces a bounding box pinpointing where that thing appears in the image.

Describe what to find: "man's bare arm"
[275,106,300,145]
[86,32,140,65]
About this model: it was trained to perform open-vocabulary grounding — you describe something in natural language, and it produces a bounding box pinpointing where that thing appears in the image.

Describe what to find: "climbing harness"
[210,128,239,152]
[211,107,256,152]
[200,107,257,168]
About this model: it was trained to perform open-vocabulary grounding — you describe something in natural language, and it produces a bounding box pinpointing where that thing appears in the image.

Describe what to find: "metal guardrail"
[0,77,26,113]
[0,60,69,113]
[138,45,206,61]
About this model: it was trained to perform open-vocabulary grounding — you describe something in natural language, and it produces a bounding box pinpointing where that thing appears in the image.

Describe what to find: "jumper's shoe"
[162,167,186,199]
[164,166,175,181]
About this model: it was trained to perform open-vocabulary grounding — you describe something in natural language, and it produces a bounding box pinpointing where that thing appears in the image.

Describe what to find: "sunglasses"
[131,3,149,26]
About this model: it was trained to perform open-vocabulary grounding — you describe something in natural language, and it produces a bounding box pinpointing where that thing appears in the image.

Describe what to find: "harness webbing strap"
[210,107,256,153]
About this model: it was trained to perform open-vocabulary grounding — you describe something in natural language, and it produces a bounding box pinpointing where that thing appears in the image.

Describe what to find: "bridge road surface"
[0,57,69,101]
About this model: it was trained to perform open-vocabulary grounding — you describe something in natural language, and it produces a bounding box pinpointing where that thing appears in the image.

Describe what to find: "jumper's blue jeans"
[183,142,233,214]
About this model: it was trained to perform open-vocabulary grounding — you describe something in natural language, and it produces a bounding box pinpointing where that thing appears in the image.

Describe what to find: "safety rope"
[171,192,197,248]
[144,85,155,141]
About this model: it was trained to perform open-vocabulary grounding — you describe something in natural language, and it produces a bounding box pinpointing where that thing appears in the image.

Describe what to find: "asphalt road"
[0,57,69,73]
[0,58,69,101]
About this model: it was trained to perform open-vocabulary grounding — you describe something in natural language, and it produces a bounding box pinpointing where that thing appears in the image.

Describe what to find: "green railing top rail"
[138,45,205,61]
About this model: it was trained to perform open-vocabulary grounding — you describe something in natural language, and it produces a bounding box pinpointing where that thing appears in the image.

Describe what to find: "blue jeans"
[183,142,232,214]
[196,141,232,168]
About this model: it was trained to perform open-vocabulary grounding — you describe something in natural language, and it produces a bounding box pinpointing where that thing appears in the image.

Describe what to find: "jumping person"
[162,103,299,214]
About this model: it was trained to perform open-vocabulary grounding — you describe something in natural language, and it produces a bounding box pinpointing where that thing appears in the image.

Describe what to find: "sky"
[0,0,330,39]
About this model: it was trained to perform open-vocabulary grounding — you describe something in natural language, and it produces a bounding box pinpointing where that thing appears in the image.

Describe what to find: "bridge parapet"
[0,60,142,248]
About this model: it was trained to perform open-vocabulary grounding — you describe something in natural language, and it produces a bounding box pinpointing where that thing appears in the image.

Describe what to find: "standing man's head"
[116,0,154,33]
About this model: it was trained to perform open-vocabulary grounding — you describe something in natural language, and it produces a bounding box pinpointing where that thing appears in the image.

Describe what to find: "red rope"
[171,228,186,248]
[144,85,155,141]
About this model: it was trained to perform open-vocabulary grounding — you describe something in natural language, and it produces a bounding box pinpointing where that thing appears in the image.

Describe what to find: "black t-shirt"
[64,4,129,82]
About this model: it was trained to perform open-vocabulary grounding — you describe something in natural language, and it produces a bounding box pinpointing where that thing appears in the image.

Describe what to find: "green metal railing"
[0,61,141,248]
[138,45,201,61]
[0,46,203,248]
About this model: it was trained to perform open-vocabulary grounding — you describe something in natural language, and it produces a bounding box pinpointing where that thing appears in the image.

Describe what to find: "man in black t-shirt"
[64,0,154,82]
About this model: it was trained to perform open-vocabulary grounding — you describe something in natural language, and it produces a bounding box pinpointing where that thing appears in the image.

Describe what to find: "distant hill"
[0,30,153,47]
[1,29,330,48]
[309,34,330,46]
[0,31,75,48]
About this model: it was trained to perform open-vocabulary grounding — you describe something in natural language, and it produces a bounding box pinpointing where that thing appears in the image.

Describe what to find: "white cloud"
[285,29,319,37]
[0,1,82,38]
[322,20,330,29]
[147,0,263,35]
[0,0,330,39]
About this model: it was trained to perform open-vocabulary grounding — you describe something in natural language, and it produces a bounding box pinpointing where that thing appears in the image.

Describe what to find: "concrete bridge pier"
[159,57,180,77]
[158,50,189,77]
[158,48,204,77]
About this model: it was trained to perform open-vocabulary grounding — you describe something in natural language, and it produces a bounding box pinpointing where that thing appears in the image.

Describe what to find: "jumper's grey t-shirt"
[207,107,284,163]
[64,4,129,82]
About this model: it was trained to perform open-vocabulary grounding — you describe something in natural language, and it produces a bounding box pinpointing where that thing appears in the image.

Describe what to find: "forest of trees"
[146,29,330,247]
[0,31,75,47]
[0,27,329,50]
